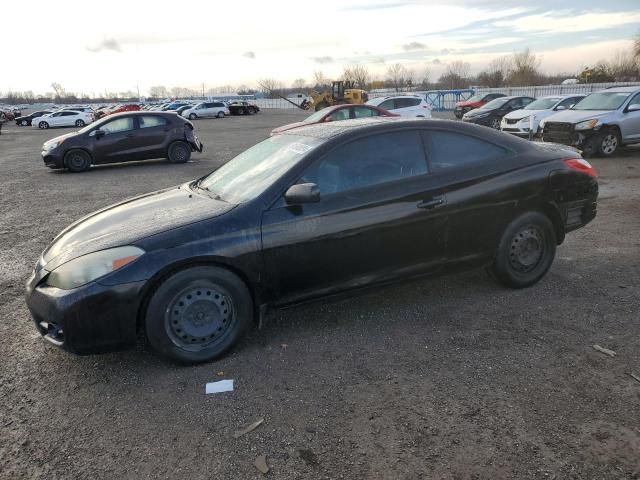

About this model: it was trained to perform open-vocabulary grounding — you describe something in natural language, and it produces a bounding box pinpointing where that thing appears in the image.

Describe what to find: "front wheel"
[491,212,556,289]
[598,129,620,157]
[144,266,253,363]
[248,107,256,115]
[39,121,49,129]
[64,149,92,172]
[168,141,191,163]
[189,113,197,120]
[490,117,501,129]
[217,111,225,118]
[21,120,28,126]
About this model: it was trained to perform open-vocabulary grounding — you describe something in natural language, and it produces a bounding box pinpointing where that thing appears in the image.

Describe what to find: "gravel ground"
[0,110,639,480]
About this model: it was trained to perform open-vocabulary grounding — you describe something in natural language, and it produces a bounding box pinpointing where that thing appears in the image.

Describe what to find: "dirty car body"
[25,118,598,360]
[41,111,203,170]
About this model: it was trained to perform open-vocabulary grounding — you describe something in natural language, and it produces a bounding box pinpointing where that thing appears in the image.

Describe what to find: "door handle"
[417,196,445,210]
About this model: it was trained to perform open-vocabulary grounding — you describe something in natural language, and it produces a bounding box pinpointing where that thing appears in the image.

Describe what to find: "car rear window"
[424,131,509,171]
[139,116,167,128]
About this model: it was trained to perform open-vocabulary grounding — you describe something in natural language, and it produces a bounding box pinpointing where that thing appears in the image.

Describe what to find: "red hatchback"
[271,104,398,135]
[108,104,141,116]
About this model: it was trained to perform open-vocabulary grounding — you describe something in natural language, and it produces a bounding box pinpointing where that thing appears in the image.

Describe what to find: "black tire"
[491,212,556,289]
[248,107,256,115]
[315,101,329,112]
[39,121,49,129]
[217,111,225,118]
[490,117,501,129]
[21,120,28,126]
[75,119,85,127]
[64,149,92,172]
[145,266,253,363]
[189,113,197,120]
[168,141,191,163]
[598,128,620,157]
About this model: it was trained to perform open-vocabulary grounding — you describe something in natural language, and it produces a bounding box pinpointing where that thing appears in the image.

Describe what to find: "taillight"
[564,158,597,178]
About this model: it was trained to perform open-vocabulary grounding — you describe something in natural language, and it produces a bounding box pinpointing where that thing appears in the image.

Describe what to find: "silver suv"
[542,86,640,156]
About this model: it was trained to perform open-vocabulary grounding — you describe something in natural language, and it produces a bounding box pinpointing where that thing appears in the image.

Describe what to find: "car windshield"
[465,94,484,103]
[524,98,561,110]
[481,97,510,109]
[572,92,631,110]
[304,110,329,122]
[197,134,321,203]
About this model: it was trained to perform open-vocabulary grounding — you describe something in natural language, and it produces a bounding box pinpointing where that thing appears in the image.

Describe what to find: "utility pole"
[202,83,205,99]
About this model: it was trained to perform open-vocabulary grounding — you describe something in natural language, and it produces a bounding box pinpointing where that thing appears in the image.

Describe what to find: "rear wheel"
[491,212,556,288]
[490,117,501,129]
[217,111,225,118]
[75,119,85,127]
[21,120,28,126]
[64,149,92,172]
[144,266,253,363]
[168,141,191,163]
[248,107,256,115]
[189,113,197,120]
[39,121,49,129]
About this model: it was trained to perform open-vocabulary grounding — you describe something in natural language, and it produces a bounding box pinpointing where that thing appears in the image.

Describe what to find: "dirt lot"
[0,110,639,480]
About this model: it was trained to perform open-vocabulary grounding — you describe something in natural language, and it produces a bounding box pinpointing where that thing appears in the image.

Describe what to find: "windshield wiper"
[191,179,227,202]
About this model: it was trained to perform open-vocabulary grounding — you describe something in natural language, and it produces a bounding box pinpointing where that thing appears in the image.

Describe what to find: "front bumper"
[543,122,599,150]
[25,269,145,355]
[462,116,493,126]
[41,149,64,168]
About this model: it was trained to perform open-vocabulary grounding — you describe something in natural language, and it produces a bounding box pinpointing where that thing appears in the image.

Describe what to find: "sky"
[2,0,638,96]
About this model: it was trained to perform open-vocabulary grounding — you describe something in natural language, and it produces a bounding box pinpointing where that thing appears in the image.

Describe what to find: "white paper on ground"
[206,379,234,394]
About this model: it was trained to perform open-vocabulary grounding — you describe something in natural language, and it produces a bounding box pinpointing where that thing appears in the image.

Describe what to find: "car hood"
[503,109,546,120]
[543,109,612,124]
[41,184,235,271]
[456,101,481,108]
[44,131,79,145]
[464,108,493,118]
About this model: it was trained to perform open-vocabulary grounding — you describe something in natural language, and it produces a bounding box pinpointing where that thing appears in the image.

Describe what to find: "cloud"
[494,10,640,34]
[432,58,442,64]
[312,56,334,64]
[86,38,121,53]
[243,51,256,59]
[441,48,451,54]
[402,41,427,51]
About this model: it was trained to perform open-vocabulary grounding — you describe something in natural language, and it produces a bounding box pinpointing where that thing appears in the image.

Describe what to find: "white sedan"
[500,94,585,137]
[32,110,94,129]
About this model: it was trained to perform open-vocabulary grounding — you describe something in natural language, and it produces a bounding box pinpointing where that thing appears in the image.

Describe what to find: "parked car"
[175,104,194,116]
[182,102,230,119]
[163,102,192,111]
[26,118,597,363]
[501,95,585,137]
[60,106,94,113]
[366,95,432,118]
[32,110,94,129]
[542,86,640,157]
[39,111,203,172]
[227,101,260,115]
[462,96,535,129]
[107,104,141,116]
[454,93,506,119]
[15,110,53,126]
[271,103,398,135]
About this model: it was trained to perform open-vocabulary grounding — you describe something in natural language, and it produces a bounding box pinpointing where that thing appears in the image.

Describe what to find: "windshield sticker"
[287,143,314,154]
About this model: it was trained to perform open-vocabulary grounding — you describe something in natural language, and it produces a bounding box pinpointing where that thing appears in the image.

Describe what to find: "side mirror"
[94,129,106,139]
[324,116,333,122]
[555,105,566,111]
[284,183,320,205]
[627,104,640,112]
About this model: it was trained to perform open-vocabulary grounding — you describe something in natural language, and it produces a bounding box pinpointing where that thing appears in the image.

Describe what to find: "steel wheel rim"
[491,118,500,129]
[509,226,544,273]
[76,120,84,127]
[165,285,235,351]
[601,134,617,154]
[68,152,87,169]
[173,144,188,162]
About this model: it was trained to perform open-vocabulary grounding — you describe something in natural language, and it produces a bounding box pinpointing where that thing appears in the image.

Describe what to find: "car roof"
[601,86,640,93]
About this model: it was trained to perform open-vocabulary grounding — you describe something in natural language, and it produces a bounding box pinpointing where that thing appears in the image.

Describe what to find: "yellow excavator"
[303,81,369,111]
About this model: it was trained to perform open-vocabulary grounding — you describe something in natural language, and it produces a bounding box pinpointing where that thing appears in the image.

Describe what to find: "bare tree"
[634,33,640,62]
[291,78,307,90]
[386,63,409,91]
[438,61,471,89]
[476,56,510,87]
[607,50,639,81]
[258,78,283,98]
[51,82,66,99]
[149,85,168,99]
[418,67,431,89]
[507,49,541,86]
[313,70,330,89]
[342,64,370,89]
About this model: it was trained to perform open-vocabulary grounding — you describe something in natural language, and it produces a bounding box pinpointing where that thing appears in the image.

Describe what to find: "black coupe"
[26,118,598,363]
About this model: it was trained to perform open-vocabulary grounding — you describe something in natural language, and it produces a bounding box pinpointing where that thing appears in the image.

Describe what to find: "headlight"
[44,141,60,151]
[517,116,531,123]
[45,246,144,290]
[575,119,599,130]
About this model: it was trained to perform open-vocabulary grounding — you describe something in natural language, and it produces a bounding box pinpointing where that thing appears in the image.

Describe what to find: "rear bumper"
[25,270,145,355]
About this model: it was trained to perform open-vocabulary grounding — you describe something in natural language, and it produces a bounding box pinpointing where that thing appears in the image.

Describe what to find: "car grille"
[543,122,575,145]
[502,128,521,132]
[504,118,520,125]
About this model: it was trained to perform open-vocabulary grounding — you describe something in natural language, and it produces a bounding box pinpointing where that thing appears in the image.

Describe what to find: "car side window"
[139,116,167,129]
[425,131,509,171]
[62,112,76,116]
[354,107,376,118]
[101,117,135,135]
[301,131,428,195]
[213,102,224,107]
[329,109,350,121]
[378,99,394,110]
[627,93,640,109]
[557,97,577,109]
